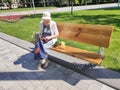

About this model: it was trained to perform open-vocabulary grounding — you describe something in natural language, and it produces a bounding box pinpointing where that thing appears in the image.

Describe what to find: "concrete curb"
[0,32,120,90]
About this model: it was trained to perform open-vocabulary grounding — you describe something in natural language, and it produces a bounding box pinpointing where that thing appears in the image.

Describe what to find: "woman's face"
[43,19,50,26]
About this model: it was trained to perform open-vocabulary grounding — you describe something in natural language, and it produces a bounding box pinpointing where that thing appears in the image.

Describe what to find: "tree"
[118,0,120,7]
[71,0,73,15]
[0,0,2,3]
[0,0,2,10]
[43,0,45,7]
[7,0,12,9]
[74,0,79,5]
[19,0,26,8]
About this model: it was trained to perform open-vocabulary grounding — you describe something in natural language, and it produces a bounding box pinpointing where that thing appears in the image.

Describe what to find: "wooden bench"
[51,22,113,65]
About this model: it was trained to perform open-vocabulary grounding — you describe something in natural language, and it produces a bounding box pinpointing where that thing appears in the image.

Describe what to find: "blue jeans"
[34,40,53,60]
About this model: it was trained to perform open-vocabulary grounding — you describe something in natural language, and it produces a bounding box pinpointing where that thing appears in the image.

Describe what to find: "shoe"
[37,64,41,70]
[41,60,49,69]
[37,59,45,70]
[40,59,46,65]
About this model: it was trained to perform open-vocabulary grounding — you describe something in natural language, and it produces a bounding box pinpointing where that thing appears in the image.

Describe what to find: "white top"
[39,20,59,44]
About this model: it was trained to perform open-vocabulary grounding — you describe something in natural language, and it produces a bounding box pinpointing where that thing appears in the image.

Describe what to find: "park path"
[0,3,118,16]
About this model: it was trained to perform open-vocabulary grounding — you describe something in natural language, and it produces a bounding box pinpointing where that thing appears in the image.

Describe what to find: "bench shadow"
[49,54,120,79]
[70,62,120,79]
[72,63,97,70]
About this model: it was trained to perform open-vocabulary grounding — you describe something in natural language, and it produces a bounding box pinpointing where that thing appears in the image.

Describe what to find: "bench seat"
[51,45,104,65]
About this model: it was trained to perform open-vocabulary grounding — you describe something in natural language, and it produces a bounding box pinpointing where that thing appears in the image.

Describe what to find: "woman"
[34,12,59,69]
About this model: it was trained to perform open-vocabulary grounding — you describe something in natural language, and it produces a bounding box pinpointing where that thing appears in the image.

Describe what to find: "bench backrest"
[57,23,113,48]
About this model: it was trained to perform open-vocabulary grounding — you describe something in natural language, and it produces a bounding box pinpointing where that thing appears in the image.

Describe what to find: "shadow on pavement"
[0,53,81,86]
[14,53,38,70]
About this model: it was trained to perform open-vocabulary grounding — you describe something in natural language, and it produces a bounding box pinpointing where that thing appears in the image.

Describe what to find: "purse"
[31,32,39,44]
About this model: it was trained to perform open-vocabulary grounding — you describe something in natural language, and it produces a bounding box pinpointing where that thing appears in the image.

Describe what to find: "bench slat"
[51,46,104,64]
[57,23,113,48]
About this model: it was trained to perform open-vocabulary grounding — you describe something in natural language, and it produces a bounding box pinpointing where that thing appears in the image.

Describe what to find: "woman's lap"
[34,40,53,60]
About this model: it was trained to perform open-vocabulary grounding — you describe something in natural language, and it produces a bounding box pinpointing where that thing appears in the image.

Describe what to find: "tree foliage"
[0,0,2,3]
[7,0,12,9]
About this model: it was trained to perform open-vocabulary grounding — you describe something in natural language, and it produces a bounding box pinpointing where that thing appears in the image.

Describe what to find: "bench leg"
[98,47,104,57]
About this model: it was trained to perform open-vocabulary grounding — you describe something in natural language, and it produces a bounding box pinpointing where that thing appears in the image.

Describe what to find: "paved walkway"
[0,3,119,16]
[0,38,115,90]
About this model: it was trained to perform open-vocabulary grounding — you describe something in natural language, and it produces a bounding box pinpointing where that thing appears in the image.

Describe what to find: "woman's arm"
[45,34,58,40]
[45,21,59,41]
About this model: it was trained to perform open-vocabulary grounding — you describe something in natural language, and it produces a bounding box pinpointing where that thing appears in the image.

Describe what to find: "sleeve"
[39,21,43,36]
[53,22,59,36]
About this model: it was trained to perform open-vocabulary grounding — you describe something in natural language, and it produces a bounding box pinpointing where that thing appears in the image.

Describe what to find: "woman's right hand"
[39,35,43,40]
[39,36,47,42]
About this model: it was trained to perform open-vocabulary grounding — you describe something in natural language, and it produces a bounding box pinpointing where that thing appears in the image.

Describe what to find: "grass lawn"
[0,7,120,72]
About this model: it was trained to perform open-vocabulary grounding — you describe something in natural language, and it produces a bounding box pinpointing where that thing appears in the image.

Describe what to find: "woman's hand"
[45,36,52,40]
[39,35,43,40]
[40,36,52,43]
[43,36,52,42]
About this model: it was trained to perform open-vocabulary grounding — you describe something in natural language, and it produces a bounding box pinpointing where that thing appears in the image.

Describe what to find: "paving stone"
[55,64,62,69]
[44,67,58,75]
[71,72,81,80]
[0,63,8,71]
[35,86,45,90]
[0,86,5,90]
[16,74,26,80]
[66,77,79,85]
[80,79,93,85]
[0,57,3,62]
[0,82,20,90]
[58,73,70,81]
[76,80,89,90]
[41,81,53,89]
[20,84,35,90]
[5,77,13,81]
[46,85,57,90]
[57,84,70,90]
[0,49,10,55]
[51,80,63,88]
[3,53,17,61]
[6,84,23,90]
[58,66,68,72]
[62,68,74,75]
[51,70,63,78]
[24,72,38,80]
[69,86,80,90]
[30,80,43,87]
[101,84,115,90]
[88,81,102,90]
[17,81,34,90]
[34,71,46,77]
[57,81,72,90]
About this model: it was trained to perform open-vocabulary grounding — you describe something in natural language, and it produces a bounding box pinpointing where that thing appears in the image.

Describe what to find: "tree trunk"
[71,0,73,15]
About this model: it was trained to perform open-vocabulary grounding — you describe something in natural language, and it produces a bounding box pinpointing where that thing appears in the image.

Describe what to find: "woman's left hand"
[45,36,52,40]
[43,36,52,42]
